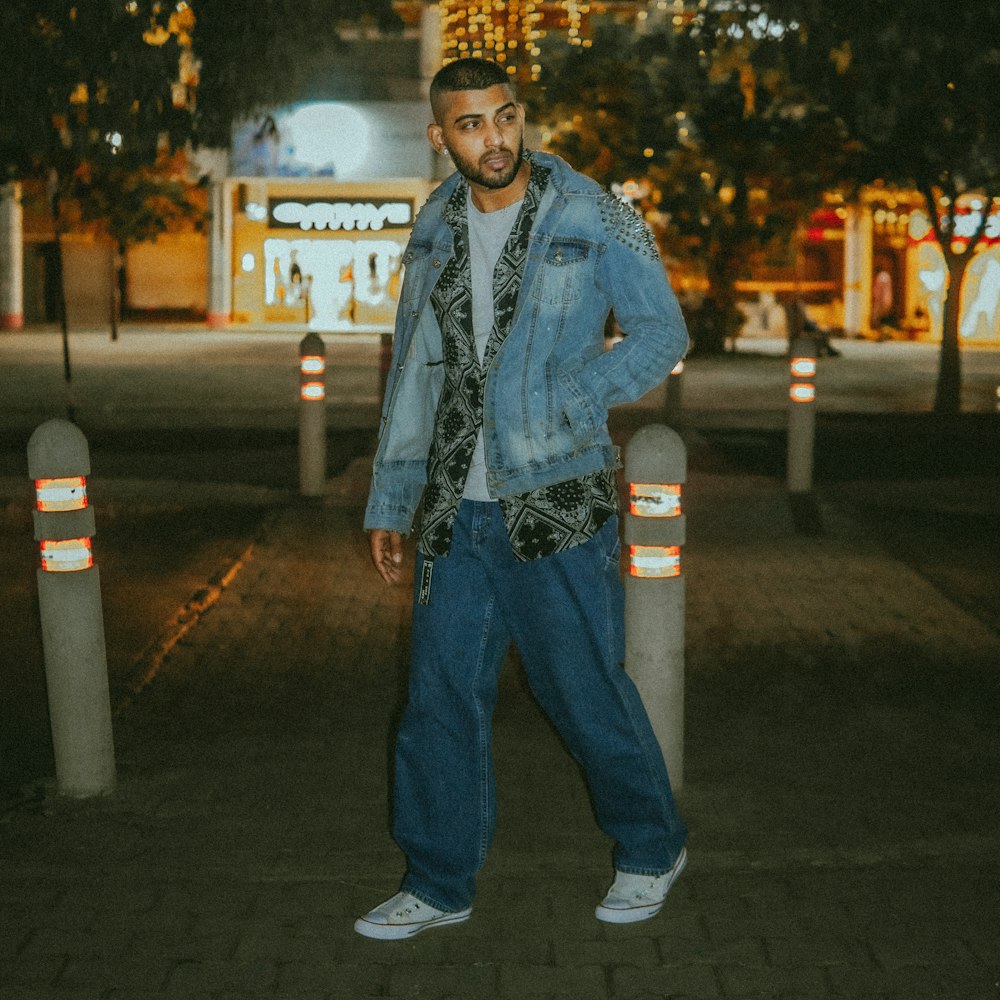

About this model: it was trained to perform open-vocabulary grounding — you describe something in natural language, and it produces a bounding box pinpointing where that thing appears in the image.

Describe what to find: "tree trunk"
[695,248,743,354]
[48,175,75,422]
[933,252,968,415]
[109,242,126,341]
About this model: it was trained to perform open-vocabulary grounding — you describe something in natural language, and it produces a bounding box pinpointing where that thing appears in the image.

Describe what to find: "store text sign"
[269,198,414,232]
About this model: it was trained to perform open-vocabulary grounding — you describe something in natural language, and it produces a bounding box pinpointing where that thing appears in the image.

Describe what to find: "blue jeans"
[392,500,687,912]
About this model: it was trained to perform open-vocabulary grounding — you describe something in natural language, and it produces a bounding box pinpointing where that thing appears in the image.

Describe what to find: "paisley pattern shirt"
[417,155,617,562]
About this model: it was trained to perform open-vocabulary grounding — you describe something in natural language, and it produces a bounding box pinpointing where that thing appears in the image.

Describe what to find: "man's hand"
[369,529,405,585]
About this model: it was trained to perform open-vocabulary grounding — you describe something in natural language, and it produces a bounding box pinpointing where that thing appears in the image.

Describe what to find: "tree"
[531,14,848,353]
[0,0,400,363]
[725,0,1000,413]
[68,153,203,339]
[0,2,197,408]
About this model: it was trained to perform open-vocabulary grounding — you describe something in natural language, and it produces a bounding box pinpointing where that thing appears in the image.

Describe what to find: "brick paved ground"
[1,331,998,998]
[2,449,998,999]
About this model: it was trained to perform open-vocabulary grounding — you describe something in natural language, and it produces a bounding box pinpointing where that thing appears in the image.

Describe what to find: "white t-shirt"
[462,189,523,501]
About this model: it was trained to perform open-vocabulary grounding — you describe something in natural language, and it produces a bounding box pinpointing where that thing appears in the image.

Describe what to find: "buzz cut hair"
[429,58,515,122]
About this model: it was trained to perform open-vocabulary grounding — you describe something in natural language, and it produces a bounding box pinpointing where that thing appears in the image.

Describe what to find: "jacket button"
[432,259,441,268]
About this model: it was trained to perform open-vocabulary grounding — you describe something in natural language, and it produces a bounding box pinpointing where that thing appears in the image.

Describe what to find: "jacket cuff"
[363,481,424,534]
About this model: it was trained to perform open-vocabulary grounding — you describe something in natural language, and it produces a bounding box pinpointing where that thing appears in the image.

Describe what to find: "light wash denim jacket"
[364,151,689,534]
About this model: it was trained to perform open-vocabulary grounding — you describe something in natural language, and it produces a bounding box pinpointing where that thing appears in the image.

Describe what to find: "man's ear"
[427,123,444,155]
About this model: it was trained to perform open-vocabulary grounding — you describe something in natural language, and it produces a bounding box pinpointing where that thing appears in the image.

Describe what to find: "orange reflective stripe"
[629,544,681,578]
[629,483,681,518]
[40,537,93,572]
[35,476,88,512]
[790,357,817,378]
[300,355,325,375]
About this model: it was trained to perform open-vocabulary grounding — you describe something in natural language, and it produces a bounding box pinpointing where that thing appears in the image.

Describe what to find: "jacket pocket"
[548,362,599,445]
[531,240,592,305]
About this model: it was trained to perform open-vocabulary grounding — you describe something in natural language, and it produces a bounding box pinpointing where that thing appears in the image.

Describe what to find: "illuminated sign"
[909,207,1000,248]
[268,198,414,232]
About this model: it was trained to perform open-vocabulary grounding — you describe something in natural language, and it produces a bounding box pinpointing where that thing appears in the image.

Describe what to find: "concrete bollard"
[27,419,116,798]
[298,332,327,497]
[624,424,686,792]
[787,335,817,493]
[1,182,24,330]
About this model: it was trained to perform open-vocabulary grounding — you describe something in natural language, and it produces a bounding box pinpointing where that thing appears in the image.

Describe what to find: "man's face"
[428,84,525,191]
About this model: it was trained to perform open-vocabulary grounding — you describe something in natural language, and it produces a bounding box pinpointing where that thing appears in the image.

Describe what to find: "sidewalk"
[2,436,998,999]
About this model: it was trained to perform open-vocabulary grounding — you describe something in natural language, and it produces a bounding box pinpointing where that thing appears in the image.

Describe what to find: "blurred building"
[1,0,997,344]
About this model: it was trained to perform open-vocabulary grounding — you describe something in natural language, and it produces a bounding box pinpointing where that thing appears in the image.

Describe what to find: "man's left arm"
[562,197,689,417]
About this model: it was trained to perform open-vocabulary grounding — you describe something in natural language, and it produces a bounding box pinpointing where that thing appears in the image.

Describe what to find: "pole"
[206,180,233,328]
[298,332,327,497]
[664,359,685,425]
[0,182,24,330]
[624,424,686,792]
[787,335,818,494]
[27,419,116,797]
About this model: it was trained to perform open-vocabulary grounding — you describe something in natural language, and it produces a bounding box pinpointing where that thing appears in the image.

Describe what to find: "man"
[357,57,689,941]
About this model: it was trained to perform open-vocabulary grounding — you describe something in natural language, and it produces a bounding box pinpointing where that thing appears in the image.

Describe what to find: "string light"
[439,0,595,81]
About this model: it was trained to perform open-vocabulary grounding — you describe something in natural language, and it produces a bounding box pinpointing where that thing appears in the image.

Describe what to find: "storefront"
[224,177,431,331]
[907,202,1000,343]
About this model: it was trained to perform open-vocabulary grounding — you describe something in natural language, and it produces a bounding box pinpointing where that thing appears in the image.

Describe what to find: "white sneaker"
[354,891,472,940]
[595,846,688,924]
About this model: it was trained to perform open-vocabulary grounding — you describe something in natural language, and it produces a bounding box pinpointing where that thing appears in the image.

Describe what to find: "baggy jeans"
[393,499,687,912]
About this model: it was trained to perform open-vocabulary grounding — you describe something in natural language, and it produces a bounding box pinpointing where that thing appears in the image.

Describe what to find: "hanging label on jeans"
[418,558,434,605]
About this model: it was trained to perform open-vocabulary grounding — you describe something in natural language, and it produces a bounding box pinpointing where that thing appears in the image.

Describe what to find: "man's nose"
[483,123,503,147]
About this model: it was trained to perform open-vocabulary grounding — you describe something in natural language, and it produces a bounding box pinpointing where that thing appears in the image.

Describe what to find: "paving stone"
[610,962,722,999]
[277,959,389,994]
[161,959,278,993]
[386,961,499,997]
[3,392,999,1000]
[498,962,608,997]
[715,962,830,997]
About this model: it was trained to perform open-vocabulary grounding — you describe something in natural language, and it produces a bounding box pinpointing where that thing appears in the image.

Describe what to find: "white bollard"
[787,335,817,493]
[27,419,116,798]
[206,180,232,328]
[1,182,24,330]
[298,332,327,497]
[624,424,686,792]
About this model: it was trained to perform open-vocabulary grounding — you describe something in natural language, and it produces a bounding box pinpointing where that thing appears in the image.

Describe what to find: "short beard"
[447,136,525,190]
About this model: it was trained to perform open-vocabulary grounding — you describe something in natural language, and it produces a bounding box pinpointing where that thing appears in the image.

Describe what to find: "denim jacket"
[364,151,689,535]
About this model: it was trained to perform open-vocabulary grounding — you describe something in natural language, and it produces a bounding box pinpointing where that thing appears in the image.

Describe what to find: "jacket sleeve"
[560,193,688,422]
